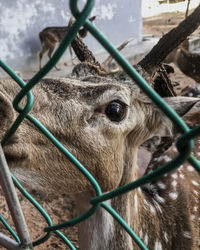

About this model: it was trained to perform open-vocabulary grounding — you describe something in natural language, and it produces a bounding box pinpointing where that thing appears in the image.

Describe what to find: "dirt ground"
[143,9,200,37]
[1,7,200,250]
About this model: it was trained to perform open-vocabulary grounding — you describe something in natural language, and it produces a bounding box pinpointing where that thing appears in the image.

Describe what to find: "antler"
[101,38,134,69]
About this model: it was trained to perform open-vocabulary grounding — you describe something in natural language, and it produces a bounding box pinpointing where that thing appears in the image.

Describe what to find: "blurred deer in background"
[39,16,96,70]
[164,38,200,83]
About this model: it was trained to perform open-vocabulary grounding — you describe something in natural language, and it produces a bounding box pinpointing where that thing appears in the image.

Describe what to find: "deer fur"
[164,39,189,64]
[164,39,200,83]
[174,47,200,83]
[0,75,200,249]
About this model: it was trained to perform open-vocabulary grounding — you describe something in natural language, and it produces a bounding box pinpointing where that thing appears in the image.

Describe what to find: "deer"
[0,68,200,249]
[164,38,200,83]
[39,16,96,70]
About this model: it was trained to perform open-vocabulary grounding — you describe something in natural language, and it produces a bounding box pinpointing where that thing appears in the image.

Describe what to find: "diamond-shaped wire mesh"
[0,0,200,249]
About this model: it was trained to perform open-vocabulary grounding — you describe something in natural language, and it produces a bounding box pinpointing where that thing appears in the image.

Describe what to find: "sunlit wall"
[0,0,142,71]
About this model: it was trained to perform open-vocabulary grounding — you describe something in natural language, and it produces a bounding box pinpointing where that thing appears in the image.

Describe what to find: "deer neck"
[75,192,115,250]
[75,147,170,250]
[118,144,166,249]
[75,192,135,250]
[75,146,188,250]
[75,148,140,250]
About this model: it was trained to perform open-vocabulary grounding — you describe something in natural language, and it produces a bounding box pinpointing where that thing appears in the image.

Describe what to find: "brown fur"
[143,102,200,249]
[164,39,200,83]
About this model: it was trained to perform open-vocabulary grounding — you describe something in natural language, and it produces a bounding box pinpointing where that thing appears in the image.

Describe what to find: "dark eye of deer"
[105,101,127,122]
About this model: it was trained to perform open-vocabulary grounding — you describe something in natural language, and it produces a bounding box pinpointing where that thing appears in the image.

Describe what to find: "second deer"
[164,38,200,83]
[39,16,96,70]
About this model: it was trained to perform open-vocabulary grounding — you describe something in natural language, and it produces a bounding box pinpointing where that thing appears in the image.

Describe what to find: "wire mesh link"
[0,214,20,243]
[0,0,200,249]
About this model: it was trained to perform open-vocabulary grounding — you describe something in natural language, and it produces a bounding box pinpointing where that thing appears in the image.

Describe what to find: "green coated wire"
[0,0,103,228]
[12,174,75,248]
[54,231,77,250]
[0,62,54,246]
[1,0,94,145]
[91,153,191,205]
[0,0,97,247]
[0,0,200,249]
[188,155,200,172]
[0,62,82,247]
[0,60,34,146]
[0,214,20,243]
[68,1,200,204]
[0,0,103,246]
[26,114,102,230]
[82,20,191,135]
[102,202,148,250]
[45,0,199,238]
[1,0,102,230]
[177,126,200,172]
[11,174,53,246]
[12,0,95,119]
[26,114,102,197]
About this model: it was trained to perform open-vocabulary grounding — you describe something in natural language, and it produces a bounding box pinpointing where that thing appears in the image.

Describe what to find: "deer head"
[0,77,199,195]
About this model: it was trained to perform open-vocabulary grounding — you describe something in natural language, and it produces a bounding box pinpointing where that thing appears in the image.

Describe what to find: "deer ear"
[163,97,200,117]
[0,92,15,140]
[181,100,200,126]
[149,97,200,138]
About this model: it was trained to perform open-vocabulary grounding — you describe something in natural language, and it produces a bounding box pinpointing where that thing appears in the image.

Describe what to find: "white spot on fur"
[150,205,156,214]
[157,182,166,189]
[139,229,143,239]
[102,212,114,243]
[192,180,199,186]
[171,173,177,179]
[191,215,195,221]
[169,192,178,200]
[180,174,184,179]
[144,199,148,207]
[179,165,183,170]
[183,231,191,239]
[194,190,198,196]
[171,180,177,188]
[145,183,156,192]
[164,232,168,243]
[194,206,198,212]
[144,234,148,245]
[154,240,163,250]
[89,201,115,249]
[134,194,138,213]
[161,155,172,162]
[187,165,194,171]
[153,200,163,214]
[155,194,165,204]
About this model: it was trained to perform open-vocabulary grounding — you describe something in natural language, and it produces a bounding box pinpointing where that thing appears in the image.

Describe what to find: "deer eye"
[105,100,127,122]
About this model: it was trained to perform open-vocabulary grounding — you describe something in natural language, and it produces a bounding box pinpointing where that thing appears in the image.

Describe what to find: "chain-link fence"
[0,0,200,249]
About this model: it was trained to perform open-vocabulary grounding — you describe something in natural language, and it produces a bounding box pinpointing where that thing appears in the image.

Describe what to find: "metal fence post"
[0,144,33,250]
